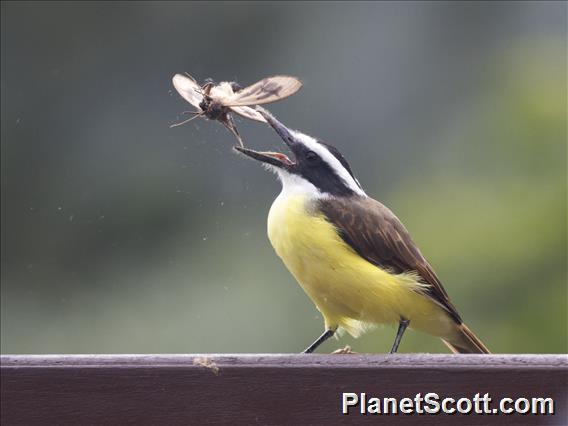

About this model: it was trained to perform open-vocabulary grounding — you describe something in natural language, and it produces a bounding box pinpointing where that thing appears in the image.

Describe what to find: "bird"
[234,107,490,354]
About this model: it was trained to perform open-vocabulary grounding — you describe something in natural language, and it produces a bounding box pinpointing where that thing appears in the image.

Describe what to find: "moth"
[171,73,303,147]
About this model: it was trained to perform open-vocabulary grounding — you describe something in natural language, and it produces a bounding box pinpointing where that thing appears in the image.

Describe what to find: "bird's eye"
[306,151,318,162]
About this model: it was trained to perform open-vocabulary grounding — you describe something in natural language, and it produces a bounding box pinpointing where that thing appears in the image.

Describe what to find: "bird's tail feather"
[442,323,490,354]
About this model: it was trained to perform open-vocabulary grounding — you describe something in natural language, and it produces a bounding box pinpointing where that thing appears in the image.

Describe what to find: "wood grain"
[1,354,566,425]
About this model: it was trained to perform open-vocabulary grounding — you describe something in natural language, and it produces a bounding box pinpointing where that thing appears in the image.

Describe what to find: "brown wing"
[224,75,303,107]
[318,196,462,323]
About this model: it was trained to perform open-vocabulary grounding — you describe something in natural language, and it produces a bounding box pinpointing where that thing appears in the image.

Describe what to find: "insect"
[171,73,303,147]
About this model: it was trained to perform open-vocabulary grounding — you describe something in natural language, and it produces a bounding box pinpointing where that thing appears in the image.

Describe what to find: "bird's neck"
[275,170,326,201]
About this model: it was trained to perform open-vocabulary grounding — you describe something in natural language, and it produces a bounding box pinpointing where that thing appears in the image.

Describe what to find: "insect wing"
[230,106,267,123]
[225,75,303,107]
[172,74,204,109]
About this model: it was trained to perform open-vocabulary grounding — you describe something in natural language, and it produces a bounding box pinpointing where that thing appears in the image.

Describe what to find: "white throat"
[273,168,325,200]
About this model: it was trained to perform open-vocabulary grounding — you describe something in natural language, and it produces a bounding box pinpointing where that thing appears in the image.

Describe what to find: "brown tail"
[442,323,491,354]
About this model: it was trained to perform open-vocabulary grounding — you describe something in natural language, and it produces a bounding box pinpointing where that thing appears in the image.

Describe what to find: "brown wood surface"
[1,354,566,425]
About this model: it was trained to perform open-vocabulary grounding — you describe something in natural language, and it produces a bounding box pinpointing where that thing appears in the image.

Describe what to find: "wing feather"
[319,197,462,323]
[225,75,303,107]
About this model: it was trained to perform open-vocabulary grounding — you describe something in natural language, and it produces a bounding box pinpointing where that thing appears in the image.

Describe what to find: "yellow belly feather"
[267,193,456,339]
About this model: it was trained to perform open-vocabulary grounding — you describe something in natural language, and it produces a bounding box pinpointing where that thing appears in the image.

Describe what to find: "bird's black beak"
[233,146,294,168]
[256,107,300,151]
[234,107,299,169]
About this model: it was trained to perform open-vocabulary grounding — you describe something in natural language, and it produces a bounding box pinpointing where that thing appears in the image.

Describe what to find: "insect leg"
[221,114,245,147]
[170,111,204,128]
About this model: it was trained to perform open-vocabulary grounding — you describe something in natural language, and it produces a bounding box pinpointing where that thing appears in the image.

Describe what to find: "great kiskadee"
[235,108,490,354]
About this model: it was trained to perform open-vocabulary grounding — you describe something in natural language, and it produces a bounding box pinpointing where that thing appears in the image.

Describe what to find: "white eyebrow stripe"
[293,131,367,197]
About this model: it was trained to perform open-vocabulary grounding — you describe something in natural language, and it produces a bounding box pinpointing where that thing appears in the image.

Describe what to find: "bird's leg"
[390,318,410,354]
[303,329,335,354]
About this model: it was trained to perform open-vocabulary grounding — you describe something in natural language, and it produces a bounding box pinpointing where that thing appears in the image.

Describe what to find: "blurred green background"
[1,1,566,354]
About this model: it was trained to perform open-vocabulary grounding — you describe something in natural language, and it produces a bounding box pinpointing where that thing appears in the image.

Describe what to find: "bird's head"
[235,108,366,198]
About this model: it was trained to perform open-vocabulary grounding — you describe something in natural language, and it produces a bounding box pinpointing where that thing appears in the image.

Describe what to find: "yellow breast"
[267,193,454,338]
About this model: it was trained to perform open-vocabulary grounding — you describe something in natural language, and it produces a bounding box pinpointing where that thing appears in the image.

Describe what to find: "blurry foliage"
[386,43,567,353]
[1,2,566,354]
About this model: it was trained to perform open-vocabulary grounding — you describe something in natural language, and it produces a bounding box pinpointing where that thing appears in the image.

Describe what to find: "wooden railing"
[1,354,566,425]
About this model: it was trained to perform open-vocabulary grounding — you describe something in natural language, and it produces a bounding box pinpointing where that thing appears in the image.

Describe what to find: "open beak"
[233,147,294,168]
[234,107,298,169]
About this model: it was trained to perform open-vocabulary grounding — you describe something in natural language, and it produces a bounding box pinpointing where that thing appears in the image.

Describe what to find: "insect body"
[171,74,303,147]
